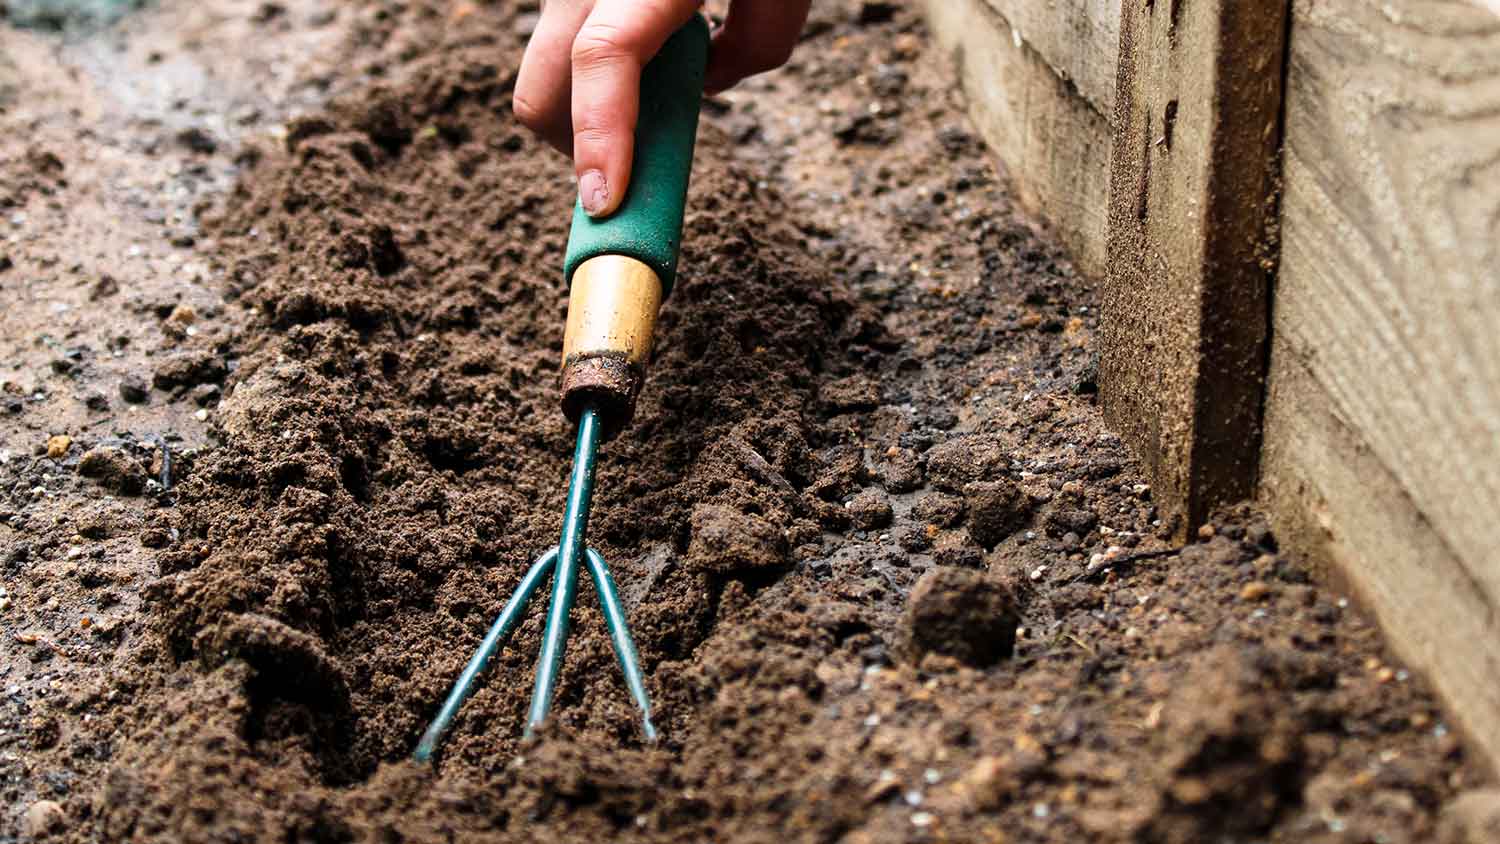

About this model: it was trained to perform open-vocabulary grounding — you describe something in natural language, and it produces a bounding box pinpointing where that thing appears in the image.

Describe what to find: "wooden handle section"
[560,255,664,437]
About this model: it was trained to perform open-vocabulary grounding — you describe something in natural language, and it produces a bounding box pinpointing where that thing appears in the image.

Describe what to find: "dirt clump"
[1138,648,1306,842]
[847,488,894,531]
[925,432,1013,492]
[77,446,149,495]
[23,799,65,838]
[913,490,965,527]
[150,349,228,394]
[963,478,1030,548]
[903,566,1021,667]
[687,503,790,573]
[876,447,922,493]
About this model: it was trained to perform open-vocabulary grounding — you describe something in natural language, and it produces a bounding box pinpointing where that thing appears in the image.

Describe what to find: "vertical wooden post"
[1100,0,1288,538]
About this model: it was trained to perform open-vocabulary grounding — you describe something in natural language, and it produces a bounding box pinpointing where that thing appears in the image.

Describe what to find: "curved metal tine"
[584,547,658,741]
[413,547,559,763]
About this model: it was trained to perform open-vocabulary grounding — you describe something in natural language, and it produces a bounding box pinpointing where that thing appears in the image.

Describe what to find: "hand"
[514,0,810,218]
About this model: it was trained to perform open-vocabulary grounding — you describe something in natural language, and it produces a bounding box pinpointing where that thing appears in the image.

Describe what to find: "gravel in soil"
[3,1,1489,842]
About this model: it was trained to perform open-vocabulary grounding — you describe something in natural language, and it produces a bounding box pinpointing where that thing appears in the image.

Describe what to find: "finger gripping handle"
[561,15,708,297]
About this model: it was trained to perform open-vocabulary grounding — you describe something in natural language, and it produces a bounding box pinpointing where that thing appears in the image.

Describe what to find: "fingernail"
[579,169,610,217]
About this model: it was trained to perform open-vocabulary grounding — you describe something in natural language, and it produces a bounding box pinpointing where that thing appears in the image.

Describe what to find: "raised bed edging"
[921,0,1114,277]
[922,0,1500,773]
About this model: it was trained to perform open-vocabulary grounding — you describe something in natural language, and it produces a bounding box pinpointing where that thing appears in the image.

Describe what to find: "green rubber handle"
[562,15,708,297]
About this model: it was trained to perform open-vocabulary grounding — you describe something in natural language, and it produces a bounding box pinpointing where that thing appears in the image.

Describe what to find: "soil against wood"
[2,1,1492,843]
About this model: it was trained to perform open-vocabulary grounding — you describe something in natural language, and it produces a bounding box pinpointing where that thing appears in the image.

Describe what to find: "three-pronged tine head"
[413,539,657,763]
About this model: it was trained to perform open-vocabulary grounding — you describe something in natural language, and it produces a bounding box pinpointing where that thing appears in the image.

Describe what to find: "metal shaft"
[525,405,602,734]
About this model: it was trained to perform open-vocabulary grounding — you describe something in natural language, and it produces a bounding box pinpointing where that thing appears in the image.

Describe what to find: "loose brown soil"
[2,1,1491,843]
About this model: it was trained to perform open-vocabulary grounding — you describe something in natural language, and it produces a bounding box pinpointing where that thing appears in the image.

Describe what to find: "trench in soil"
[0,1,1487,843]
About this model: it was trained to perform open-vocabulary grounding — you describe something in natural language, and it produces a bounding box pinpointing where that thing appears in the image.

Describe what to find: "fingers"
[704,0,810,95]
[515,0,594,153]
[569,0,700,217]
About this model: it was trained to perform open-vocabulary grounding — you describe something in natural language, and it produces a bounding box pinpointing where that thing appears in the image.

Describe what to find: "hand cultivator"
[414,17,708,761]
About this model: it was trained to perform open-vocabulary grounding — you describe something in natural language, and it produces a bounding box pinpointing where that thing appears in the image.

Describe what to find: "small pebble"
[864,770,900,803]
[118,375,149,404]
[24,800,65,837]
[46,435,72,459]
[1239,581,1271,601]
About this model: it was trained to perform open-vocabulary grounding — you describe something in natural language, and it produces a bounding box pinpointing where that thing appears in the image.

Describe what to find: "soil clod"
[688,504,788,573]
[925,433,1013,492]
[847,488,893,531]
[77,446,148,495]
[903,567,1021,667]
[912,491,965,528]
[963,478,1030,548]
[877,447,922,493]
[23,799,64,838]
[151,349,227,393]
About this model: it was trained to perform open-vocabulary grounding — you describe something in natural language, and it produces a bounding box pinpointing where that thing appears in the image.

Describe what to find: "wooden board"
[1262,341,1500,773]
[1099,0,1287,538]
[922,0,1113,277]
[977,0,1119,116]
[1265,0,1500,770]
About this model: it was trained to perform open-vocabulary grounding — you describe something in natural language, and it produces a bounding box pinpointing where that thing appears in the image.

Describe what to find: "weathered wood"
[1264,0,1500,770]
[1262,342,1500,773]
[977,0,1119,115]
[1099,0,1288,538]
[922,0,1113,276]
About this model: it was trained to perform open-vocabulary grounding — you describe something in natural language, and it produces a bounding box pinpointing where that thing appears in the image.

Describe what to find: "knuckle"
[571,125,614,150]
[512,91,547,128]
[571,23,634,67]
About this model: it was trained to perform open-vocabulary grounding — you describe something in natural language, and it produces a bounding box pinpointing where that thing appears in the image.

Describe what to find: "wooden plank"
[978,0,1119,115]
[1099,0,1288,538]
[922,0,1112,277]
[1261,341,1500,772]
[1265,0,1500,770]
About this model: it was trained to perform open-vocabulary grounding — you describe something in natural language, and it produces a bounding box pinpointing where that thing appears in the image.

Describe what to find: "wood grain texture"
[979,0,1119,115]
[1100,0,1287,537]
[922,0,1113,276]
[1261,339,1500,772]
[1266,0,1500,769]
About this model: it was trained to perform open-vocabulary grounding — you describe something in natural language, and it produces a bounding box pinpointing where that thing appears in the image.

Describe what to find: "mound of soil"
[4,1,1483,843]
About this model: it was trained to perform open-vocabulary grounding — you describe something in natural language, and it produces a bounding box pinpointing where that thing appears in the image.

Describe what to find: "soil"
[1,1,1490,843]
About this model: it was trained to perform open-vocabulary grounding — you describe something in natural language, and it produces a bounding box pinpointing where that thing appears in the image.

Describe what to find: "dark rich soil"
[4,1,1492,843]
